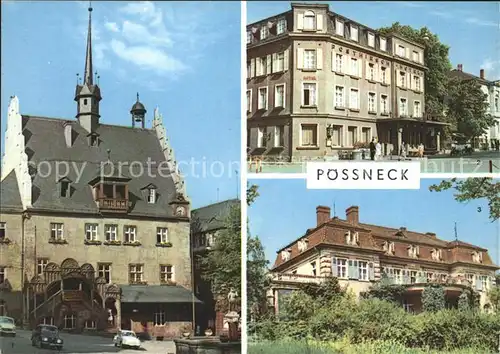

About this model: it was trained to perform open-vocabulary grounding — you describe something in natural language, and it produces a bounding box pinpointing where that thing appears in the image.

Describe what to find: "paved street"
[0,330,176,354]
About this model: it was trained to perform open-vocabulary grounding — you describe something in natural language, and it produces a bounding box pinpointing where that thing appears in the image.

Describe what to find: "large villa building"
[0,5,199,337]
[247,2,447,162]
[268,205,498,314]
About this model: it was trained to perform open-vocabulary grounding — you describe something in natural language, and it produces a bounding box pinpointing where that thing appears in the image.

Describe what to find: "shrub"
[421,285,445,312]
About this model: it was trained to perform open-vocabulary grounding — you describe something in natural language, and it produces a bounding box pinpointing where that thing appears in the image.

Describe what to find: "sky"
[248,1,500,80]
[249,179,500,266]
[1,1,241,209]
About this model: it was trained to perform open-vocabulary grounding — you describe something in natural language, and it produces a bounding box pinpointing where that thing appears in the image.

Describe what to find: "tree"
[487,285,500,311]
[300,277,344,303]
[429,178,500,221]
[198,202,241,313]
[446,78,494,140]
[362,282,406,304]
[378,23,451,118]
[422,285,446,312]
[246,184,271,321]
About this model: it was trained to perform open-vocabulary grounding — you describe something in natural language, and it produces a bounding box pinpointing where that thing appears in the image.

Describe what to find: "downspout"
[21,211,31,327]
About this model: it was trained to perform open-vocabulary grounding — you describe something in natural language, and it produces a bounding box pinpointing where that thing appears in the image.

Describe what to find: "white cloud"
[104,22,119,32]
[465,17,498,27]
[121,20,172,47]
[110,39,186,74]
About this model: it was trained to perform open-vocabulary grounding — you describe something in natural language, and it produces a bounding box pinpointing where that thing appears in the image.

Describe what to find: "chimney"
[399,227,407,232]
[457,64,463,71]
[316,206,331,226]
[426,232,436,238]
[480,69,485,79]
[346,206,359,224]
[63,121,73,147]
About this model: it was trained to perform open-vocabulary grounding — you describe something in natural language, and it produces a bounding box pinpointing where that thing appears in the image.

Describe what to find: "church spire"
[84,2,93,85]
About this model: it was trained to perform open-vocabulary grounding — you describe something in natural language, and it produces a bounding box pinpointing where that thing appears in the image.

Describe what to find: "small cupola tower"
[131,93,147,128]
[74,3,102,133]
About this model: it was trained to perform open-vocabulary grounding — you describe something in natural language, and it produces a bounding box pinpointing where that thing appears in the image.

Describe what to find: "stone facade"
[247,3,447,162]
[268,205,498,314]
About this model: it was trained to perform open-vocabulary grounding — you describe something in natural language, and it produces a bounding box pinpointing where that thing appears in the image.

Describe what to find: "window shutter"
[266,54,272,75]
[256,58,261,76]
[403,271,409,284]
[283,49,289,71]
[265,88,269,110]
[316,14,323,31]
[250,58,255,77]
[358,59,363,78]
[386,67,391,85]
[365,61,370,80]
[405,47,410,59]
[272,53,277,73]
[348,260,353,279]
[297,48,303,69]
[369,263,375,280]
[332,257,338,277]
[373,64,378,82]
[419,52,423,64]
[343,55,348,75]
[407,72,411,89]
[316,48,323,70]
[297,13,304,30]
[353,262,359,279]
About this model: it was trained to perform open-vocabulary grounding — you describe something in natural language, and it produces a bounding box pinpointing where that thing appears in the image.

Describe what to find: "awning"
[120,285,202,304]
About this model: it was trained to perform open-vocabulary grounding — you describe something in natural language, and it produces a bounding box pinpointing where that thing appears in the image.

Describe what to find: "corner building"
[247,3,447,162]
[0,6,199,338]
[268,205,498,314]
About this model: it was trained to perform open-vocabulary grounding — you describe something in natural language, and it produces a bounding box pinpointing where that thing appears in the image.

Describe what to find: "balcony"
[97,198,129,213]
[62,290,84,302]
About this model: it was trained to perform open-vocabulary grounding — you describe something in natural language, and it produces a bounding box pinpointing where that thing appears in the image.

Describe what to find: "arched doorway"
[105,298,117,328]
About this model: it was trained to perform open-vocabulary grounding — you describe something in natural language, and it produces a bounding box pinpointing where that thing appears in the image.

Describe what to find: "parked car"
[0,316,16,337]
[113,330,141,349]
[31,324,63,350]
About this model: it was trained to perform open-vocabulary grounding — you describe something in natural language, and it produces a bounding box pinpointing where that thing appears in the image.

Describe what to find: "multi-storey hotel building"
[268,205,498,314]
[247,3,447,162]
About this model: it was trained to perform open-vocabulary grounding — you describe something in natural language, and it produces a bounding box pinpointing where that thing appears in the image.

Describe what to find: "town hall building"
[0,5,200,338]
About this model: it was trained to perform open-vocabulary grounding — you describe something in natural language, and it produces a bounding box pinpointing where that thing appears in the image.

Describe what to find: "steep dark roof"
[21,115,179,217]
[448,69,491,85]
[0,171,23,211]
[191,199,240,233]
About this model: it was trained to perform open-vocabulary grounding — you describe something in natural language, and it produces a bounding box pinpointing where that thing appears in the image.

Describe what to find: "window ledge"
[300,69,317,72]
[156,242,173,248]
[84,240,102,246]
[349,75,360,80]
[349,108,360,113]
[334,71,344,76]
[0,238,11,245]
[335,106,346,111]
[160,281,177,286]
[367,79,377,84]
[103,240,122,246]
[300,105,317,108]
[380,83,390,87]
[301,28,318,33]
[368,111,377,115]
[412,89,423,94]
[381,112,390,116]
[257,107,268,111]
[49,239,68,245]
[399,87,408,91]
[123,241,142,247]
[129,281,148,285]
[297,146,320,150]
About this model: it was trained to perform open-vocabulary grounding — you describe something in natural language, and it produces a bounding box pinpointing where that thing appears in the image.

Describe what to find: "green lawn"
[248,340,494,354]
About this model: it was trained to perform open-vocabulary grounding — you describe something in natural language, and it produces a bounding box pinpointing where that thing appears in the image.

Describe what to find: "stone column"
[436,132,441,152]
[397,128,403,154]
[115,298,121,330]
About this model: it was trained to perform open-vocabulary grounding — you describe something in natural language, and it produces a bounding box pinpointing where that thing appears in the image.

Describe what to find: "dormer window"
[383,241,395,255]
[148,188,156,204]
[246,31,252,44]
[335,19,344,36]
[431,248,442,261]
[350,25,358,41]
[58,177,72,198]
[367,32,375,47]
[408,245,419,258]
[260,25,269,40]
[303,11,316,30]
[380,37,387,51]
[298,239,308,252]
[345,230,359,246]
[89,172,131,213]
[472,251,483,263]
[281,250,291,261]
[277,18,287,34]
[87,132,99,147]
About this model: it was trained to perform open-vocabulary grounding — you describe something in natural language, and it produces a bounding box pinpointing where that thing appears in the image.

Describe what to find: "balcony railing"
[62,290,84,302]
[97,198,129,212]
[270,273,325,284]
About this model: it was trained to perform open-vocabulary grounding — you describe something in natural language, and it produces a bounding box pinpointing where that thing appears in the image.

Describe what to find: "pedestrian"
[400,142,407,160]
[375,139,382,161]
[418,143,424,158]
[369,138,376,161]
